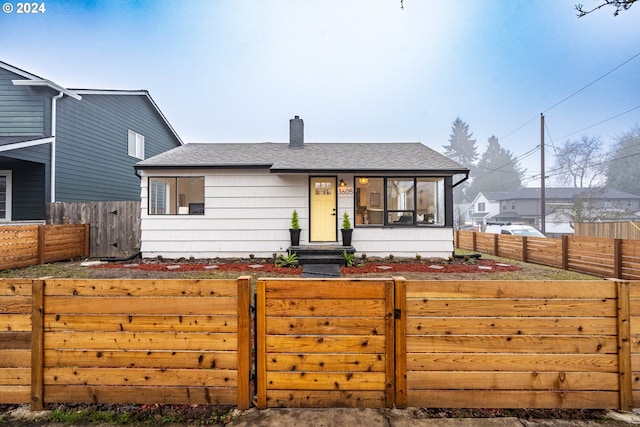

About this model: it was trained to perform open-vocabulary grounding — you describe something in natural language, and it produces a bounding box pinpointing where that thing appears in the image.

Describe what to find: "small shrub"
[275,251,298,268]
[343,250,356,267]
[342,212,351,229]
[415,254,422,261]
[291,210,300,230]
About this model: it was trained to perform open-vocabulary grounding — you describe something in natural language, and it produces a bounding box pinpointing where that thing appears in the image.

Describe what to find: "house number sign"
[338,187,354,196]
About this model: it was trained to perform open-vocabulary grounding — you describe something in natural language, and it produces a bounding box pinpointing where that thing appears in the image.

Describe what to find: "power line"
[553,105,640,141]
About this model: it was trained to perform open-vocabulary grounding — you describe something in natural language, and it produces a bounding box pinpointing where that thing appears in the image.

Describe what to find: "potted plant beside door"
[289,209,301,246]
[341,212,353,246]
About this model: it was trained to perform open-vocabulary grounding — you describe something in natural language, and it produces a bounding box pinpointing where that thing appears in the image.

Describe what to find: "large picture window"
[148,177,204,215]
[355,177,445,226]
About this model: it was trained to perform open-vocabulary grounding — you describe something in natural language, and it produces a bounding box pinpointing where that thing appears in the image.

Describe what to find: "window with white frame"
[0,170,11,222]
[148,177,204,215]
[128,130,145,160]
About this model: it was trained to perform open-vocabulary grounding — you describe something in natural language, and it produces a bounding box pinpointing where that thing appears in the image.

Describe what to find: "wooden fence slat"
[615,279,633,410]
[30,280,43,410]
[236,276,251,410]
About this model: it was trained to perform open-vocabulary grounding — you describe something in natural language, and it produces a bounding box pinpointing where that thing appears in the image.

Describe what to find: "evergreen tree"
[606,126,640,196]
[443,118,478,203]
[468,136,524,196]
[443,117,478,167]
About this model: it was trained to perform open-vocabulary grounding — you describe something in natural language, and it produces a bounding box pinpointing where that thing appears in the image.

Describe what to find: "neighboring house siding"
[0,157,45,220]
[0,68,51,136]
[55,94,180,202]
[141,170,308,258]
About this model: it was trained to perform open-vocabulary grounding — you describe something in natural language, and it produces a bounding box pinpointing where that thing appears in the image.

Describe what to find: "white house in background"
[134,117,469,259]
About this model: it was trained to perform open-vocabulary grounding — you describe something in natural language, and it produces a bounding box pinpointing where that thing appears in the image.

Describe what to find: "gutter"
[452,171,470,188]
[50,91,65,202]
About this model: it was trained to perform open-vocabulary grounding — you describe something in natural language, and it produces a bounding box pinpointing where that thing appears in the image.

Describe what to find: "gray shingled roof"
[483,188,640,200]
[135,142,468,173]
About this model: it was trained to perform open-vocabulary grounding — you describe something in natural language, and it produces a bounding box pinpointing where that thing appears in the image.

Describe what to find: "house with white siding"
[134,117,469,259]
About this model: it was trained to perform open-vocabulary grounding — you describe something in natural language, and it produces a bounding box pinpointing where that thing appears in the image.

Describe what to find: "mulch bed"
[91,258,520,275]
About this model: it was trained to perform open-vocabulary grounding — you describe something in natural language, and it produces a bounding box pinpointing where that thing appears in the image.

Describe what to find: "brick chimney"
[289,116,304,148]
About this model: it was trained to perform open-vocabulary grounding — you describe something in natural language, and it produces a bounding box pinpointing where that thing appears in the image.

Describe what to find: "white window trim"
[0,170,12,222]
[128,130,145,160]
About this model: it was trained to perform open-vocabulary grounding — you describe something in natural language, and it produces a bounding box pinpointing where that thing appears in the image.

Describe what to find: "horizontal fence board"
[1,314,31,332]
[266,372,385,391]
[0,332,31,349]
[45,331,238,351]
[44,350,237,370]
[406,299,616,318]
[45,296,238,315]
[0,385,30,403]
[407,390,619,409]
[266,390,386,408]
[45,367,237,387]
[0,350,31,368]
[44,279,238,297]
[0,367,30,385]
[265,299,386,317]
[0,279,33,296]
[405,280,616,299]
[266,354,386,372]
[407,371,618,391]
[266,336,385,354]
[406,317,617,336]
[266,317,385,336]
[44,385,237,405]
[0,297,31,314]
[44,314,237,332]
[407,353,618,372]
[407,335,616,354]
[262,280,389,299]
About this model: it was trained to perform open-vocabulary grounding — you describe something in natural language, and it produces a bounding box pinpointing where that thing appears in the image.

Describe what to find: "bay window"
[355,177,445,226]
[148,177,204,215]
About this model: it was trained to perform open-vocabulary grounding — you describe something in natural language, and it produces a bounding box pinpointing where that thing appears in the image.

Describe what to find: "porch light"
[358,177,369,185]
[339,179,346,187]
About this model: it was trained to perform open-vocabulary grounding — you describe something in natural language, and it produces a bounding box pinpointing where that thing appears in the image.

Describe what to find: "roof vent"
[289,116,304,149]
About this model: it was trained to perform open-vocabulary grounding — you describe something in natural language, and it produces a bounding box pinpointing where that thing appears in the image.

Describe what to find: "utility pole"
[540,113,546,234]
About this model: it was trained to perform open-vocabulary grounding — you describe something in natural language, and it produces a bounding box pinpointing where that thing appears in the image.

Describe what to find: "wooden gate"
[256,278,395,408]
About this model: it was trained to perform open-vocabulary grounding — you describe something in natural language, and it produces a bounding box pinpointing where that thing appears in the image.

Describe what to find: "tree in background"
[443,118,478,203]
[576,0,637,16]
[467,135,524,196]
[552,135,606,189]
[606,126,640,196]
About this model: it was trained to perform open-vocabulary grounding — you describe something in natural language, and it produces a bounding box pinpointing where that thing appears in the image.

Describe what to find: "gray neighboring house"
[468,188,640,233]
[134,116,469,259]
[0,60,183,222]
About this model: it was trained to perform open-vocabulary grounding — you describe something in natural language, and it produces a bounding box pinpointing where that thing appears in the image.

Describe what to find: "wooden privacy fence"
[0,224,89,271]
[4,276,640,410]
[456,231,640,280]
[0,277,251,410]
[256,278,395,408]
[46,201,140,258]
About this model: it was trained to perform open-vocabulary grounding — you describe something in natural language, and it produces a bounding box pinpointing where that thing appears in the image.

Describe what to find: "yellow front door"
[310,177,337,242]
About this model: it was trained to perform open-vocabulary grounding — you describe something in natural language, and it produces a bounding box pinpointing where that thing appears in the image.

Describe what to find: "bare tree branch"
[576,0,637,17]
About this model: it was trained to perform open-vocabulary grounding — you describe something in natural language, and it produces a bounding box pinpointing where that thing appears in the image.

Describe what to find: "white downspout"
[51,92,64,202]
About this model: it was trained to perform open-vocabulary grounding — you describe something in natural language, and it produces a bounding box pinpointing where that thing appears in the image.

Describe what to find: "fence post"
[613,279,633,410]
[493,234,499,256]
[384,278,396,408]
[472,232,477,252]
[614,239,623,280]
[455,230,459,249]
[37,226,46,265]
[83,223,91,258]
[256,279,267,409]
[30,279,45,410]
[236,276,251,410]
[521,236,528,263]
[561,235,569,270]
[394,276,407,409]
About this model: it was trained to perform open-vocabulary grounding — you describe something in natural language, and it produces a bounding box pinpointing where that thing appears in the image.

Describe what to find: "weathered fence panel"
[576,222,640,240]
[46,201,140,258]
[0,225,89,271]
[256,278,395,408]
[32,277,250,409]
[397,279,625,409]
[0,279,34,404]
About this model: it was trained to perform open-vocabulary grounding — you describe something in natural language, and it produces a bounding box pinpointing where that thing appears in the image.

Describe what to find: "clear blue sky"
[2,0,639,185]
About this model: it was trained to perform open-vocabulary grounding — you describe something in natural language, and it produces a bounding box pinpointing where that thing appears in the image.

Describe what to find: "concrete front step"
[289,245,355,266]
